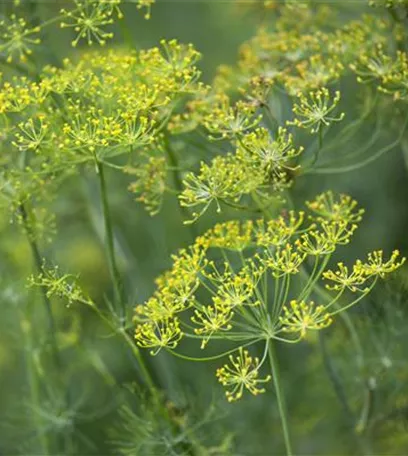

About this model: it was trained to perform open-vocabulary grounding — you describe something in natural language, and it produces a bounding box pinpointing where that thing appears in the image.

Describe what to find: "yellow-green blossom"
[323,263,369,292]
[358,250,406,278]
[192,306,233,349]
[0,14,40,62]
[307,191,364,224]
[279,300,333,339]
[135,318,182,355]
[288,88,345,134]
[216,348,271,402]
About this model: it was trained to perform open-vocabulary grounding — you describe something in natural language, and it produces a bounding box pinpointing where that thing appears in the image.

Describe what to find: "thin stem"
[163,135,197,239]
[308,112,408,174]
[315,127,323,165]
[86,301,158,398]
[19,203,61,370]
[121,330,158,395]
[318,331,353,420]
[167,339,261,362]
[300,255,331,302]
[95,161,125,314]
[19,313,49,454]
[268,339,293,456]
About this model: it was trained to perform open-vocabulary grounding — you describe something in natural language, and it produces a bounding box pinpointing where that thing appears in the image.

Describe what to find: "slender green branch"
[121,330,158,395]
[268,339,293,456]
[318,331,354,420]
[19,312,49,454]
[300,256,331,302]
[86,301,158,397]
[163,135,197,239]
[167,338,261,362]
[313,127,324,166]
[308,113,408,175]
[19,203,61,370]
[95,161,125,314]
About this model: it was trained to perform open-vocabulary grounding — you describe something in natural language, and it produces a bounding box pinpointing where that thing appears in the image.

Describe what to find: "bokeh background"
[1,1,408,454]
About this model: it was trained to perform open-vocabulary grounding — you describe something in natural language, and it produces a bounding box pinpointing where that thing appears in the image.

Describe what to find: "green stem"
[309,112,408,174]
[313,127,324,166]
[95,161,125,314]
[164,136,197,239]
[19,314,49,454]
[19,203,61,370]
[318,331,353,420]
[121,330,158,396]
[268,340,293,456]
[86,300,158,398]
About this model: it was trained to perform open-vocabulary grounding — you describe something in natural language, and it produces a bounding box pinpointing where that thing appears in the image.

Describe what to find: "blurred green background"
[1,1,408,454]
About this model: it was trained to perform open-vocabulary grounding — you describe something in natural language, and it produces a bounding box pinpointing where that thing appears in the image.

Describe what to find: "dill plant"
[1,0,408,454]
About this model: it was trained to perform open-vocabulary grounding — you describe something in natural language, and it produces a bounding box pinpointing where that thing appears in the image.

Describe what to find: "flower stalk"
[268,339,293,456]
[19,202,61,369]
[96,160,125,315]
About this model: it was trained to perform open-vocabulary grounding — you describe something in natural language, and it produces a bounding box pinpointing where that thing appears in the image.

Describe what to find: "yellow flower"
[126,156,167,216]
[191,306,233,349]
[207,220,254,251]
[266,243,306,277]
[216,348,271,402]
[179,155,263,223]
[135,290,188,323]
[296,229,335,256]
[0,14,41,63]
[213,266,261,310]
[358,250,406,278]
[307,191,364,224]
[323,263,368,292]
[279,300,333,338]
[135,318,182,355]
[12,116,51,153]
[319,220,357,245]
[350,44,397,84]
[287,88,345,134]
[203,96,260,140]
[60,1,114,47]
[238,127,303,182]
[255,211,305,247]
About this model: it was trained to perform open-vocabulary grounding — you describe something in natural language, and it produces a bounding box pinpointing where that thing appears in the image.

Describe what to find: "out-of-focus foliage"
[1,0,408,455]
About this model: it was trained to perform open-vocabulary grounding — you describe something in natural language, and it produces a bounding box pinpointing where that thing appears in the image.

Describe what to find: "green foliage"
[1,1,408,455]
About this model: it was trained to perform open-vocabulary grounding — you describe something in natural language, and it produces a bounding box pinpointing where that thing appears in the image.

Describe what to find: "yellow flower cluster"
[279,300,333,339]
[126,155,167,216]
[0,40,203,217]
[324,250,405,292]
[208,220,255,251]
[287,88,345,134]
[255,211,305,247]
[135,318,183,355]
[351,44,408,101]
[0,0,155,64]
[203,96,261,140]
[60,0,154,47]
[216,348,271,402]
[179,154,265,223]
[306,191,365,224]
[60,0,115,47]
[238,127,303,181]
[168,11,396,226]
[179,125,304,222]
[0,14,40,63]
[211,14,386,97]
[135,191,405,400]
